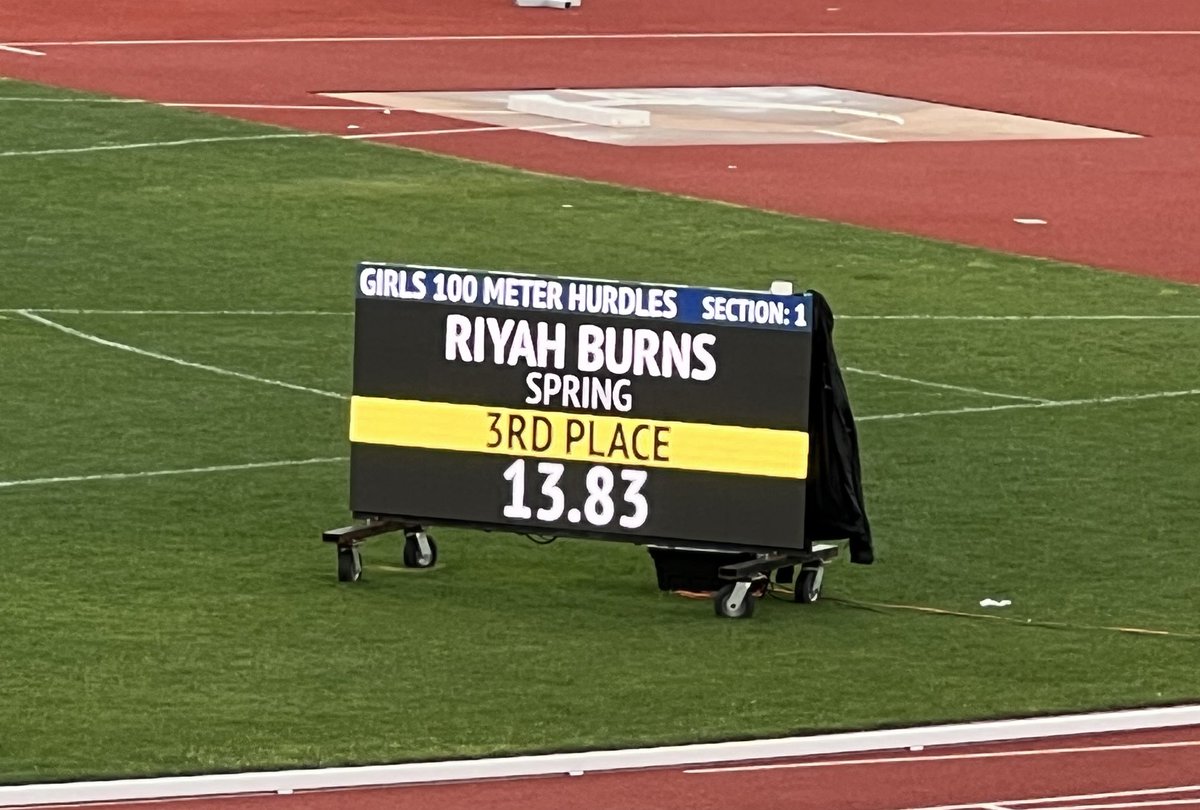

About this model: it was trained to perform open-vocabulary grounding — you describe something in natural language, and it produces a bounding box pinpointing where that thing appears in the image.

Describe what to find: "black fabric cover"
[804,290,874,564]
[649,289,873,591]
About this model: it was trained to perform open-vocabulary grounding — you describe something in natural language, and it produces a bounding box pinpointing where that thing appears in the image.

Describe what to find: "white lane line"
[9,31,1200,47]
[17,310,347,401]
[0,44,45,56]
[685,739,1200,774]
[3,707,1199,809]
[841,315,1200,321]
[0,457,346,491]
[1029,801,1200,810]
[846,366,1049,403]
[0,132,317,157]
[904,785,1200,810]
[814,128,888,143]
[858,387,1200,422]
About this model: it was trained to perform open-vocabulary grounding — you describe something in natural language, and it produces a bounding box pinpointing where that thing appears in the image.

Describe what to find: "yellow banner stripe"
[349,396,808,479]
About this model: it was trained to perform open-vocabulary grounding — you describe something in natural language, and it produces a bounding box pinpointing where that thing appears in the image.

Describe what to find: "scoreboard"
[349,263,814,553]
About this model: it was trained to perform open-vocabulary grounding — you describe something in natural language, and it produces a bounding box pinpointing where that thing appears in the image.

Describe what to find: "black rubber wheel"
[402,533,438,569]
[794,564,823,603]
[713,583,757,619]
[337,545,362,582]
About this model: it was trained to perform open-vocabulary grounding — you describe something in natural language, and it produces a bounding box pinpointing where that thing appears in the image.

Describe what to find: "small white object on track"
[1014,217,1047,225]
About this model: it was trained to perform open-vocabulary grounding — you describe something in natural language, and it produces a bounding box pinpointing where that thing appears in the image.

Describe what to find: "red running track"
[22,725,1200,810]
[2,0,1199,282]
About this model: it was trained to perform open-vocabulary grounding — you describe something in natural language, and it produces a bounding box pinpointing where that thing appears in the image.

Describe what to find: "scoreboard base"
[322,518,840,620]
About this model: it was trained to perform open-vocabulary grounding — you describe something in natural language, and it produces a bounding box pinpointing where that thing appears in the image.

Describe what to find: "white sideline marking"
[9,309,1198,423]
[0,132,317,157]
[1,309,350,316]
[840,314,1200,321]
[846,367,1049,403]
[8,310,1197,321]
[9,31,1200,48]
[0,122,584,158]
[0,457,346,491]
[0,44,45,56]
[859,388,1200,422]
[908,785,1200,810]
[685,739,1200,774]
[0,97,147,103]
[1,706,1198,808]
[17,311,347,401]
[0,98,525,116]
[814,129,888,143]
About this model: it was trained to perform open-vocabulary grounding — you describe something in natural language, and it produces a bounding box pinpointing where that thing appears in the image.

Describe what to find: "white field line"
[8,31,1200,48]
[17,311,347,401]
[908,785,1200,810]
[858,387,1200,422]
[0,132,317,157]
[7,310,1199,321]
[0,122,583,158]
[9,309,1198,421]
[840,314,1200,321]
[845,366,1049,403]
[814,129,888,143]
[0,97,147,103]
[0,44,44,56]
[685,739,1200,774]
[0,98,526,116]
[0,457,346,491]
[2,706,1199,808]
[2,309,350,316]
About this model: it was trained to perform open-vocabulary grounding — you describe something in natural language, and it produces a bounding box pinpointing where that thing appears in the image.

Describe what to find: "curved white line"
[17,310,347,400]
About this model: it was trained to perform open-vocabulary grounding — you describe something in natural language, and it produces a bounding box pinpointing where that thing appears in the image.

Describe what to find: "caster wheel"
[713,583,756,619]
[337,545,362,582]
[794,564,824,603]
[402,532,438,569]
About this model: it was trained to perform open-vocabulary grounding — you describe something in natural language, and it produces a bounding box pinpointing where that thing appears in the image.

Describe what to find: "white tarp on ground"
[322,85,1139,146]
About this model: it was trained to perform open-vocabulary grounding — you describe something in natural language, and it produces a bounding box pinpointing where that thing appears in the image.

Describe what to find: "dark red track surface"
[3,0,1199,282]
[31,726,1200,810]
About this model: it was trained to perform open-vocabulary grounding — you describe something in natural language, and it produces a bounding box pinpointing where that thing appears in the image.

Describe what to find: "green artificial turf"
[1,80,1199,783]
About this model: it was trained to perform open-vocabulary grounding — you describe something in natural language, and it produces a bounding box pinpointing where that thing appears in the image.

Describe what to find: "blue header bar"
[356,263,812,332]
